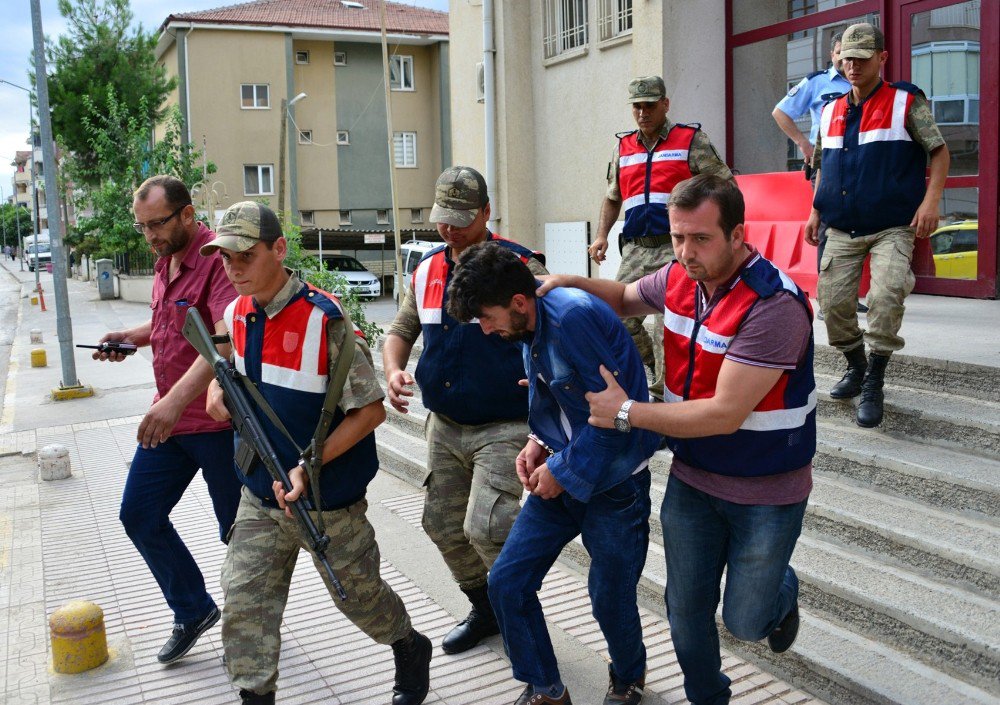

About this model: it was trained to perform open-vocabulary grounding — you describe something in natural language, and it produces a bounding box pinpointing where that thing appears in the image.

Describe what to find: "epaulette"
[302,284,344,319]
[806,69,827,80]
[890,81,925,98]
[615,129,638,139]
[419,244,448,264]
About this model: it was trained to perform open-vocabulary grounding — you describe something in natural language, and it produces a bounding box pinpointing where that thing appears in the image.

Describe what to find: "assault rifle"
[182,307,347,600]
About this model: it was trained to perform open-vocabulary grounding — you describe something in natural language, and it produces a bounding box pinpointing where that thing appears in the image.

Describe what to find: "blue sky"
[0,0,449,204]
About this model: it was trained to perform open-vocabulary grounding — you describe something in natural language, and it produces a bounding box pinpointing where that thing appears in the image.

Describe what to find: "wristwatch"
[614,399,636,433]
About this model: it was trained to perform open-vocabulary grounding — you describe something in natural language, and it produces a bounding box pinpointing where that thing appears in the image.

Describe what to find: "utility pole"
[379,0,404,304]
[30,0,91,398]
[277,92,306,223]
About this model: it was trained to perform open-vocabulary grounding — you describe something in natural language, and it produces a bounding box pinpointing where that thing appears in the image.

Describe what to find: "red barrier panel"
[735,172,870,297]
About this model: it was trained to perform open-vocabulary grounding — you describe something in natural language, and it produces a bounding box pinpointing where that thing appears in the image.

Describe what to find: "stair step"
[814,421,1000,518]
[558,538,999,705]
[815,372,1000,460]
[814,345,1000,404]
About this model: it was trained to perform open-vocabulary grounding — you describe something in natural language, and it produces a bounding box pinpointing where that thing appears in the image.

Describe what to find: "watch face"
[614,417,630,433]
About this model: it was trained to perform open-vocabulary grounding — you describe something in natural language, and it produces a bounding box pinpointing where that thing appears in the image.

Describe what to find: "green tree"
[0,204,34,249]
[69,87,212,258]
[43,0,174,185]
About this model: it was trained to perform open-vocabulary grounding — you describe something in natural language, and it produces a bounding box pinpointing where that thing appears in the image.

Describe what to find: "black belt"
[626,234,671,248]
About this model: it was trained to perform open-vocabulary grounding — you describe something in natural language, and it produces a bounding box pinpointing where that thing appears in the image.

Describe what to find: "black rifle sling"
[234,310,358,536]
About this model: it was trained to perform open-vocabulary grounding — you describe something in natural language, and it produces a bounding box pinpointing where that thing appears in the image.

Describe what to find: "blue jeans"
[489,470,651,687]
[120,430,241,624]
[662,474,807,705]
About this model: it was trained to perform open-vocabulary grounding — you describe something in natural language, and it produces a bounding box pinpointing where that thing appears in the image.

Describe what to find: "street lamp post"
[277,92,306,223]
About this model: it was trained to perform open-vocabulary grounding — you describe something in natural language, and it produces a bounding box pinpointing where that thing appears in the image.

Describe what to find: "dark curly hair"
[446,242,537,322]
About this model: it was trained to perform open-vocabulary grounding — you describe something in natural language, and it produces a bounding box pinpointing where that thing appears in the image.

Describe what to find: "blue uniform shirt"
[774,66,850,143]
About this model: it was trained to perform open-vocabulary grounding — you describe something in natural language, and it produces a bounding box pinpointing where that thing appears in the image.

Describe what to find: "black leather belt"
[628,234,671,248]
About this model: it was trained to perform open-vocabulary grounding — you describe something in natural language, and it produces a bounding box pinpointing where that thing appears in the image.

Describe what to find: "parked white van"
[393,239,438,299]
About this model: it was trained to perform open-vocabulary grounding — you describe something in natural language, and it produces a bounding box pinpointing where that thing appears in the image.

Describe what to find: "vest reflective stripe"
[661,385,817,431]
[618,126,696,238]
[662,308,735,356]
[820,87,913,148]
[413,252,448,325]
[227,296,329,394]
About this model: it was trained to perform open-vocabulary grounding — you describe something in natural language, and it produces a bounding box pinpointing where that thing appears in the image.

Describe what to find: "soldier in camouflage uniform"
[201,202,431,705]
[589,75,733,397]
[384,167,548,656]
[806,23,950,428]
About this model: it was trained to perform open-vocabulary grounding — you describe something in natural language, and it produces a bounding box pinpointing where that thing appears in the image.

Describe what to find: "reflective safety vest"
[662,254,816,476]
[814,81,927,236]
[411,234,541,425]
[225,283,377,508]
[618,124,697,238]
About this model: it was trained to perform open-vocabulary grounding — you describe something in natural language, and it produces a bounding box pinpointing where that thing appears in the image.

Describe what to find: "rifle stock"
[182,307,347,600]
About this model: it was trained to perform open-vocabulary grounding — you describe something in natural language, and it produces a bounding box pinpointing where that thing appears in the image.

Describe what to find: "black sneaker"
[767,603,800,654]
[157,605,221,664]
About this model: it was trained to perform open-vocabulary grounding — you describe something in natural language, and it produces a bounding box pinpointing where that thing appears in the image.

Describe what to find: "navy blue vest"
[814,81,928,236]
[413,236,539,425]
[229,285,378,509]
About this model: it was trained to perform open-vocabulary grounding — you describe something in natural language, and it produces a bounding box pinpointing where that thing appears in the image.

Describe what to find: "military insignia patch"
[787,85,800,97]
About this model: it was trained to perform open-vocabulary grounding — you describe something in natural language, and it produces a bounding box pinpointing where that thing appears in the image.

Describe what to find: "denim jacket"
[524,286,661,502]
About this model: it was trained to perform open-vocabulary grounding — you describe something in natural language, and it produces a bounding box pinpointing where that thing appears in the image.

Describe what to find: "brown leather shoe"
[513,685,573,704]
[603,665,645,704]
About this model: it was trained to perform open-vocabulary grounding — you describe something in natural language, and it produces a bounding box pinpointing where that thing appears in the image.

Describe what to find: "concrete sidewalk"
[5,255,993,705]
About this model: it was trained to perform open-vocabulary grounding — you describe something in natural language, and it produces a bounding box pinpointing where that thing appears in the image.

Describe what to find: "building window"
[240,84,270,109]
[337,130,350,145]
[298,129,313,144]
[598,0,632,42]
[376,209,390,224]
[410,208,423,223]
[295,50,310,64]
[393,132,417,168]
[390,55,415,90]
[334,51,347,66]
[542,0,588,60]
[244,165,274,195]
[300,210,315,225]
[339,210,352,225]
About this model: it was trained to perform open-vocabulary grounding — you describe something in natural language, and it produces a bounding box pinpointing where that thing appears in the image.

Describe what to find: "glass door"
[894,0,997,297]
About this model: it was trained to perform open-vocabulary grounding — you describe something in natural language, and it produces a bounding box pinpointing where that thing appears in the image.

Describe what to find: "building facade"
[450,0,997,298]
[155,0,450,254]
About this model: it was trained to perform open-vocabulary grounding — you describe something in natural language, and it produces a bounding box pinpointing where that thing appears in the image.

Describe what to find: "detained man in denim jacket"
[446,242,661,705]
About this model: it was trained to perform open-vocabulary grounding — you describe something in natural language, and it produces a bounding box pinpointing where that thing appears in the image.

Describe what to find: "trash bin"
[96,259,115,300]
[46,262,53,274]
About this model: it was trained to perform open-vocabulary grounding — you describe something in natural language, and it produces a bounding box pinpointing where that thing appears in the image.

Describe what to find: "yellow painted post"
[50,600,109,674]
[30,348,47,367]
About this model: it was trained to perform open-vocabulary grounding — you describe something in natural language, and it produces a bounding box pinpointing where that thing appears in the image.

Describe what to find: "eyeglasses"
[133,205,186,234]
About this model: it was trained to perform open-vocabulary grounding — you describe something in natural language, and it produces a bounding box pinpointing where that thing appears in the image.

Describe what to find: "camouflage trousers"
[617,240,672,387]
[422,412,526,589]
[818,226,916,355]
[221,487,411,695]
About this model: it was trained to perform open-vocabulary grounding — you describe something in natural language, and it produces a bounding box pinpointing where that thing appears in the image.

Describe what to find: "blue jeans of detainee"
[489,469,651,688]
[119,430,241,624]
[663,473,807,705]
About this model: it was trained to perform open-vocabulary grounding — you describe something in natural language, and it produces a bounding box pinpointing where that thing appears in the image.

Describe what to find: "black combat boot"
[857,353,890,428]
[829,346,868,399]
[239,690,275,705]
[441,583,500,654]
[391,629,432,705]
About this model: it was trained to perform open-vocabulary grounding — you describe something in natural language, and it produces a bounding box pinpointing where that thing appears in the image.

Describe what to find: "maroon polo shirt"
[149,221,237,436]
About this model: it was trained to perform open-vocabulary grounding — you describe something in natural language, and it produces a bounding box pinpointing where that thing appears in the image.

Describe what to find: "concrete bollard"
[39,444,71,481]
[31,348,47,367]
[30,328,43,344]
[49,600,109,674]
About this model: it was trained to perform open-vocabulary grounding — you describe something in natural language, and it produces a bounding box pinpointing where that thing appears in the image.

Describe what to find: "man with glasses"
[383,166,547,656]
[94,175,242,664]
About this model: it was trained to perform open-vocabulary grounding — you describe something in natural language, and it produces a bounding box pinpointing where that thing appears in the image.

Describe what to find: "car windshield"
[325,255,367,272]
[29,243,50,254]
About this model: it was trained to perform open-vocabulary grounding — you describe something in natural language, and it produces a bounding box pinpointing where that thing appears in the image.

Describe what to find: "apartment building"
[154,0,450,250]
[450,0,996,298]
